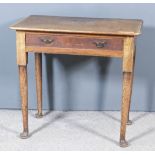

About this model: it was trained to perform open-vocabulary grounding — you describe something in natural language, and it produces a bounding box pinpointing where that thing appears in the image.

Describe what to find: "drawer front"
[26,33,123,51]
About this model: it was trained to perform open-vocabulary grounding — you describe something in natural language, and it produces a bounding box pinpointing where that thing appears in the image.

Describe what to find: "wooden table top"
[10,15,143,36]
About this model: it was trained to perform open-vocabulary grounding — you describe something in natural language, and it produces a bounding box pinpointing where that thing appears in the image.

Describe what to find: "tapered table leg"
[35,53,43,118]
[19,66,29,138]
[126,72,134,125]
[126,50,136,125]
[120,72,133,147]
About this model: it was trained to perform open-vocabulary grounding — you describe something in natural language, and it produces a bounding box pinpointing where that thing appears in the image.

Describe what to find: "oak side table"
[10,15,142,147]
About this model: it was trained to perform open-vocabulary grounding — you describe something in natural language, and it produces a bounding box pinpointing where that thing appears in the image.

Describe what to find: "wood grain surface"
[35,53,43,118]
[26,32,124,51]
[19,66,28,136]
[16,31,27,65]
[10,15,143,36]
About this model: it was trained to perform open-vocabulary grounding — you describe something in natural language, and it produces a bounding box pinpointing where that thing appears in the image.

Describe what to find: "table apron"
[25,46,123,58]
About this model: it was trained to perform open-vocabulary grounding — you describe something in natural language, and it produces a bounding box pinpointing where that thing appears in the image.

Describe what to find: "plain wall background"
[0,3,154,111]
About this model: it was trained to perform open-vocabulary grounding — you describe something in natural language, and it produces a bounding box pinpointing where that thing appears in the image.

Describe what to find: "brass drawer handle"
[40,38,54,44]
[93,41,107,48]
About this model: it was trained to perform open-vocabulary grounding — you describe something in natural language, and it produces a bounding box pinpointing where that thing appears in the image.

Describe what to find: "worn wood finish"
[35,53,43,118]
[10,15,142,147]
[120,72,133,147]
[123,37,135,72]
[16,31,27,65]
[25,32,123,57]
[26,33,124,51]
[120,37,135,147]
[126,72,134,125]
[10,15,143,36]
[127,48,136,125]
[26,46,123,58]
[19,66,29,138]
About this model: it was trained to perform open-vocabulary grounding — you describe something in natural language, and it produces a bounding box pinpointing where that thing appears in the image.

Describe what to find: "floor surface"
[0,110,155,151]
